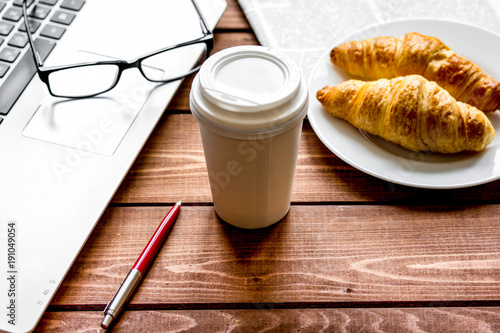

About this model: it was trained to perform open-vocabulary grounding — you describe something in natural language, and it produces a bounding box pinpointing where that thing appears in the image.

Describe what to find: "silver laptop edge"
[0,1,226,332]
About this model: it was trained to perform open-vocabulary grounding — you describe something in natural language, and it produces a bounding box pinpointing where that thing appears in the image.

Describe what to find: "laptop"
[0,0,226,332]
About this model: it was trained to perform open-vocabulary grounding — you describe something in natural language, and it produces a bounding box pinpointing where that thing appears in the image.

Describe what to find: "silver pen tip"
[176,200,182,206]
[101,314,114,329]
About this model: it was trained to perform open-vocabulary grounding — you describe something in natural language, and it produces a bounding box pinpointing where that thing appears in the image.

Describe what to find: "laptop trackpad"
[22,54,158,156]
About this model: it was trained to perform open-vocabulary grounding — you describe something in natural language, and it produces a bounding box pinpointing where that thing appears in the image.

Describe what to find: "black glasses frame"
[22,0,213,98]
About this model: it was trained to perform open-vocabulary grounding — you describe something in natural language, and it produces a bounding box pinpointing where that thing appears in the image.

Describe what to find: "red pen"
[101,201,182,329]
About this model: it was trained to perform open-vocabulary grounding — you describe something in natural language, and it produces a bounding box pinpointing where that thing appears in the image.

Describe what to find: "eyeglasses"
[22,0,213,98]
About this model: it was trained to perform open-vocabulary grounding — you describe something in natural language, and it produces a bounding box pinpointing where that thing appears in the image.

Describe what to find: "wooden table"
[35,1,500,331]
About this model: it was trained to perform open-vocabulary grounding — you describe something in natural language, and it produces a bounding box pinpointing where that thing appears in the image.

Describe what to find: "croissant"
[316,75,495,154]
[330,32,500,112]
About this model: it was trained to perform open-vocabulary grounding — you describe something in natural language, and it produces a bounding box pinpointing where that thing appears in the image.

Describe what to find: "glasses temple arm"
[22,0,44,67]
[190,0,212,35]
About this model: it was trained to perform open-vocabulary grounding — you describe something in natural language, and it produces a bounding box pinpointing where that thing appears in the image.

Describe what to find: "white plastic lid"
[190,46,308,138]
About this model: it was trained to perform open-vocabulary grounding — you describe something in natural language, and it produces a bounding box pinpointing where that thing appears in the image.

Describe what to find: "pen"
[101,200,182,329]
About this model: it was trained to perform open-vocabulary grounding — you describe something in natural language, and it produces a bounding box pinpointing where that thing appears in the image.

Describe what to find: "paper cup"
[190,46,308,228]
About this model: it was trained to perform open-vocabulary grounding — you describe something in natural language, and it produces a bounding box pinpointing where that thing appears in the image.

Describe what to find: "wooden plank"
[113,114,210,203]
[50,205,500,306]
[112,114,500,204]
[35,307,500,332]
[216,0,251,30]
[212,32,259,55]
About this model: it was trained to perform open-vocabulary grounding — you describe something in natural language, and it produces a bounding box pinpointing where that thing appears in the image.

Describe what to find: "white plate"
[308,18,500,189]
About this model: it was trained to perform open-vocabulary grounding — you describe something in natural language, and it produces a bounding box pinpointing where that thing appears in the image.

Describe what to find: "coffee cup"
[190,46,308,229]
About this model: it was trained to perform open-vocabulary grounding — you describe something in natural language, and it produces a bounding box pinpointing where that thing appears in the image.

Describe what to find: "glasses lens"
[47,64,120,97]
[140,42,208,81]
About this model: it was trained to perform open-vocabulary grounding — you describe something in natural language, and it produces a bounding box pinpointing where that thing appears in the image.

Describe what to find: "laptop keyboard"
[0,0,84,122]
